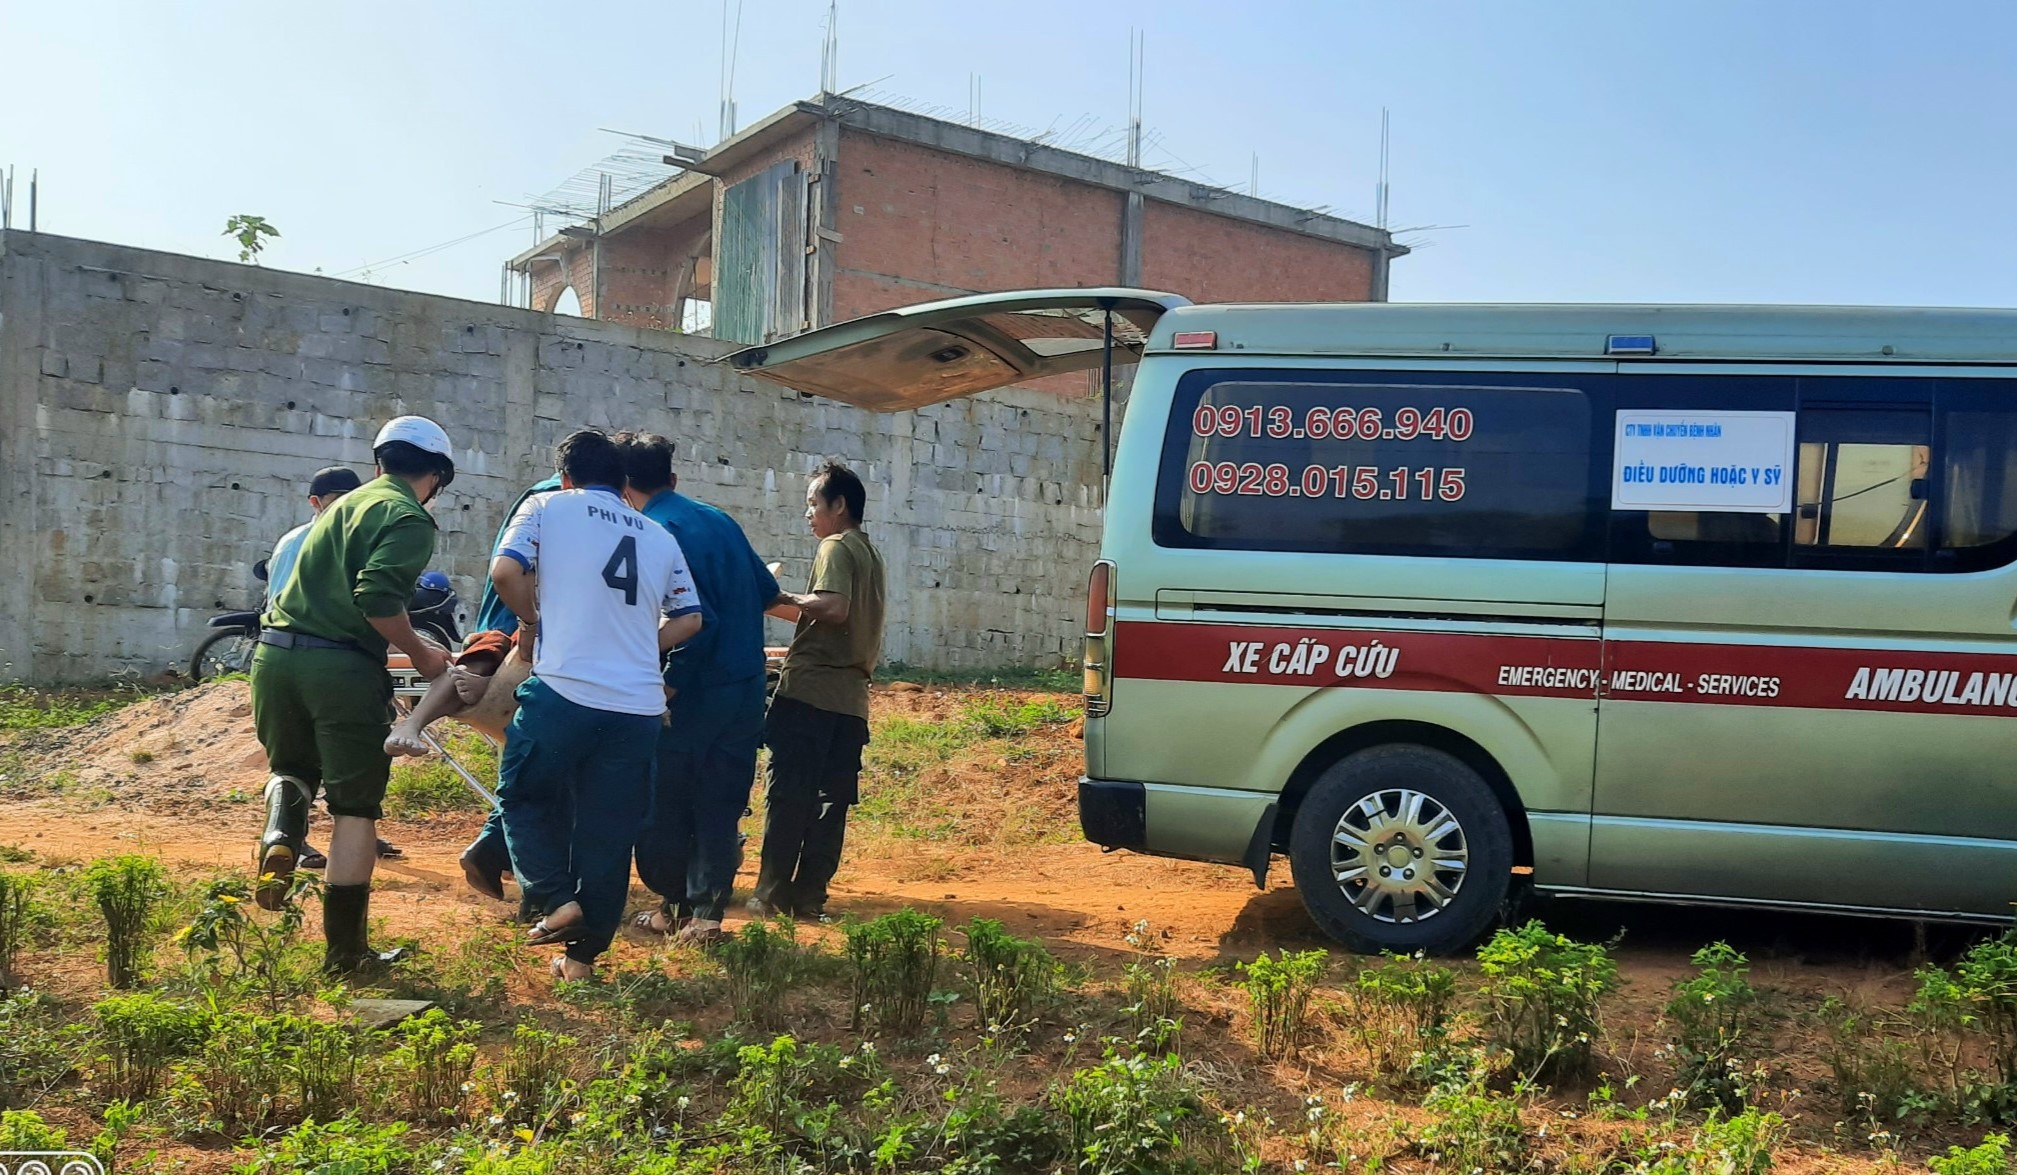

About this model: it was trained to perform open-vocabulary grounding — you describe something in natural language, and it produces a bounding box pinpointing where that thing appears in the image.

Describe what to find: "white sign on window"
[1611,410,1796,513]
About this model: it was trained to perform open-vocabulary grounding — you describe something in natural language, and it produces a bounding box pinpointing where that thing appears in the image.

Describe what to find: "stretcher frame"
[387,659,500,807]
[380,646,790,811]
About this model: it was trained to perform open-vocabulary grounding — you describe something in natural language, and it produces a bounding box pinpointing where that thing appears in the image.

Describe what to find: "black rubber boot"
[322,882,410,976]
[256,775,312,911]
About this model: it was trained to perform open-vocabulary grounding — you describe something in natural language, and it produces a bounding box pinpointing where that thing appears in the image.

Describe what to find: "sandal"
[673,921,728,948]
[299,846,329,870]
[630,905,683,935]
[550,956,594,982]
[525,917,588,947]
[376,839,405,860]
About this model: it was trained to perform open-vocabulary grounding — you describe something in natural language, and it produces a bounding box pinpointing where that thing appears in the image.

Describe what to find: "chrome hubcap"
[1330,788,1469,924]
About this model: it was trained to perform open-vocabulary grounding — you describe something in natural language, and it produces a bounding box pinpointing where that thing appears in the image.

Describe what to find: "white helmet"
[373,415,453,458]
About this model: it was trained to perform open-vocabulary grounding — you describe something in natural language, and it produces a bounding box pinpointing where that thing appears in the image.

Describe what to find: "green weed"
[235,1116,415,1175]
[1630,1106,1788,1175]
[1929,1133,2013,1175]
[0,1108,68,1153]
[1476,921,1616,1083]
[880,663,1080,692]
[1665,941,1762,1110]
[186,1013,298,1137]
[0,991,83,1110]
[0,685,144,731]
[958,696,1077,738]
[1350,952,1460,1084]
[846,909,944,1036]
[1053,1050,1198,1175]
[715,917,811,1030]
[85,855,169,989]
[1817,996,1931,1131]
[389,1007,480,1122]
[291,1017,369,1124]
[1419,1061,1527,1173]
[1913,931,2017,1121]
[1121,921,1182,1057]
[92,993,210,1101]
[0,844,35,864]
[961,917,1060,1043]
[175,873,321,1011]
[497,1024,579,1130]
[1240,948,1326,1060]
[0,871,37,988]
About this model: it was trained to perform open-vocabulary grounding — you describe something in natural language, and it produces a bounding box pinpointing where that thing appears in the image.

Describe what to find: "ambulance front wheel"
[1288,744,1513,956]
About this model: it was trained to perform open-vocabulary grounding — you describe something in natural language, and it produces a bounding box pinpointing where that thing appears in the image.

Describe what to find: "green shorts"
[249,642,395,820]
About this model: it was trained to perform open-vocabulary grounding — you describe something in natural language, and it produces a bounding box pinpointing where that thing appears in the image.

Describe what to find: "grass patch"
[852,696,1082,846]
[0,845,33,864]
[882,661,1080,693]
[384,729,496,817]
[0,684,150,731]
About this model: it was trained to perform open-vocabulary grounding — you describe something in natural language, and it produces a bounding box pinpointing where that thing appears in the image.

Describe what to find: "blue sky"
[7,0,2015,308]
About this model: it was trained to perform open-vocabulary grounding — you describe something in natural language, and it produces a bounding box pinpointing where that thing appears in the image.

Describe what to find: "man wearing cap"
[251,416,457,974]
[264,466,362,603]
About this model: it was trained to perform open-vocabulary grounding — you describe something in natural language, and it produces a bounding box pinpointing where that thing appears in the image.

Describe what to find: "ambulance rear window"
[1153,371,1599,560]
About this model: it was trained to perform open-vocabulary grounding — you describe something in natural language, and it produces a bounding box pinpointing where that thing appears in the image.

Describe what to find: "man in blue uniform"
[455,474,560,909]
[617,433,781,945]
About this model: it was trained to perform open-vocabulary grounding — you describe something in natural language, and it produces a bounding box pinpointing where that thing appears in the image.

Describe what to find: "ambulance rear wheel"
[1288,744,1512,956]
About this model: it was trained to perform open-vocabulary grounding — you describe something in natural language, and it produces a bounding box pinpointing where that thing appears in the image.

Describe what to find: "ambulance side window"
[1937,389,2017,571]
[1153,372,1599,560]
[1791,408,1931,561]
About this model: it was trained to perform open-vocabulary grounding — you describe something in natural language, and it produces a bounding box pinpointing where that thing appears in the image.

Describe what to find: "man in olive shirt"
[252,416,456,974]
[751,461,886,919]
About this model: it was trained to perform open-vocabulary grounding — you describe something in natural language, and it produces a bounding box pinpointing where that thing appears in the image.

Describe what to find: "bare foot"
[384,726,431,757]
[449,666,491,705]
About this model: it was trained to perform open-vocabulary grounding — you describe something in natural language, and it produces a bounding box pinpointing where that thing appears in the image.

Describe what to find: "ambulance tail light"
[1083,560,1115,715]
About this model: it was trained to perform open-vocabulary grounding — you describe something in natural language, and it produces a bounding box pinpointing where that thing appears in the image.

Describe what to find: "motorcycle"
[189,564,463,683]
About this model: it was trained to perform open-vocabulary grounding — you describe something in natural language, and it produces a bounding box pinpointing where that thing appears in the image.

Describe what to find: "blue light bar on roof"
[1606,334,1657,356]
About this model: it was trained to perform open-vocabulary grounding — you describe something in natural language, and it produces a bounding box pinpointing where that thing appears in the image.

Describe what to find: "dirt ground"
[0,680,1994,1171]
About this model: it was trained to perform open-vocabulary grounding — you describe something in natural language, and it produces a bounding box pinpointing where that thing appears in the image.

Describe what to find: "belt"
[258,629,366,655]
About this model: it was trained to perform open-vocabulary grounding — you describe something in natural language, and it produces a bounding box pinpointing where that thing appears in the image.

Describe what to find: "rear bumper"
[1077,778,1146,851]
[1078,776,1278,888]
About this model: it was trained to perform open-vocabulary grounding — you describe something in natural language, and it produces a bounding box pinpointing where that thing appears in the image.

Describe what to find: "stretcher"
[385,650,507,807]
[380,645,791,809]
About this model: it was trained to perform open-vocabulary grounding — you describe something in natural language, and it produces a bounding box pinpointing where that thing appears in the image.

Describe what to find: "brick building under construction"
[507,94,1406,347]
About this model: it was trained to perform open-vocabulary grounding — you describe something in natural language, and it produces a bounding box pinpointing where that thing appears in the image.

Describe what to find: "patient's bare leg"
[385,666,495,757]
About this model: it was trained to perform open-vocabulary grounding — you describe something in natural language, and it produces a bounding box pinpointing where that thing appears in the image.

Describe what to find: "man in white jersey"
[488,429,703,982]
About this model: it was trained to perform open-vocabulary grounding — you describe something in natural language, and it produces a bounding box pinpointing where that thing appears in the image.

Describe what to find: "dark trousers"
[466,808,509,876]
[633,675,766,922]
[497,676,659,964]
[752,695,869,916]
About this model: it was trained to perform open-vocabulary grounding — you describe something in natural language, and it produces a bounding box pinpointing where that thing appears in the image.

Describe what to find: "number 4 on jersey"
[601,535,639,605]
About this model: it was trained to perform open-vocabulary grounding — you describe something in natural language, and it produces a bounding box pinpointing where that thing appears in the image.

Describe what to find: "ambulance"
[730,292,2017,953]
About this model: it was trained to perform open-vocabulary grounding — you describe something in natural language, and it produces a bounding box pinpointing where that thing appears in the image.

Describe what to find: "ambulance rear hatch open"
[721,288,1189,412]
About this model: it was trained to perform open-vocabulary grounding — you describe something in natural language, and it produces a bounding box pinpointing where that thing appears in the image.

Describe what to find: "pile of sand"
[8,680,271,814]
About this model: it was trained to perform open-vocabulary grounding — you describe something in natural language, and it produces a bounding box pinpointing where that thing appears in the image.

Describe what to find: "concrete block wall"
[0,231,1105,683]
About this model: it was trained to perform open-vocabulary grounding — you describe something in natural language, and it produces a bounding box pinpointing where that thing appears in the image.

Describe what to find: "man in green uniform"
[251,416,457,973]
[750,461,887,920]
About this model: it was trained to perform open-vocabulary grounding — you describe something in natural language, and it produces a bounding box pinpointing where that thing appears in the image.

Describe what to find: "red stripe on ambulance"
[1113,620,2017,718]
